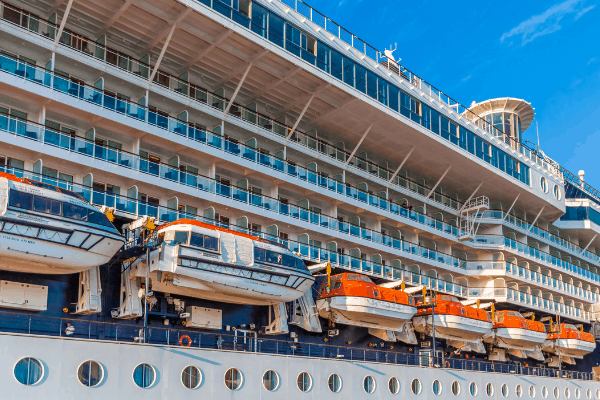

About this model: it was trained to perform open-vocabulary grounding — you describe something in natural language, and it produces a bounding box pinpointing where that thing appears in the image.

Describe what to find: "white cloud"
[500,0,592,46]
[462,74,472,82]
[587,57,598,66]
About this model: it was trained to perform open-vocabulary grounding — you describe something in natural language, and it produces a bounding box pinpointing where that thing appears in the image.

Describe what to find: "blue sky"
[304,0,600,188]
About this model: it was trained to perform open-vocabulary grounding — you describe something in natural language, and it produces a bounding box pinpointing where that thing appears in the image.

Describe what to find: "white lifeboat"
[412,294,493,343]
[315,273,417,331]
[542,323,596,359]
[0,172,124,274]
[129,219,314,305]
[483,310,547,350]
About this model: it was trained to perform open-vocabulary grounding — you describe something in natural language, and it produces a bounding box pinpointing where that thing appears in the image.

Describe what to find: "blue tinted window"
[250,3,268,38]
[355,64,366,93]
[9,190,33,210]
[269,13,285,47]
[343,57,354,87]
[331,50,343,80]
[389,85,399,112]
[316,42,330,73]
[366,71,377,99]
[378,79,388,105]
[285,25,301,56]
[430,108,440,134]
[422,104,431,130]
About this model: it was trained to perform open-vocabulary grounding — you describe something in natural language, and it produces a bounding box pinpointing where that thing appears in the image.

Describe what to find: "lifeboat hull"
[0,217,123,274]
[316,296,417,330]
[484,327,548,350]
[133,249,314,306]
[542,339,596,359]
[413,314,492,342]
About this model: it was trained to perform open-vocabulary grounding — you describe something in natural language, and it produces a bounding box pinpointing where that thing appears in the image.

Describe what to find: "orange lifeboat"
[542,323,596,359]
[483,310,546,350]
[412,294,492,343]
[316,273,417,331]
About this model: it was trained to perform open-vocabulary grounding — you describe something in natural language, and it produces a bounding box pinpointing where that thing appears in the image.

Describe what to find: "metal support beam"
[459,182,484,212]
[503,193,521,220]
[148,23,177,85]
[286,93,315,141]
[425,166,451,201]
[311,98,358,125]
[53,0,74,46]
[143,8,191,55]
[280,83,330,114]
[183,30,232,71]
[223,62,254,116]
[582,234,598,253]
[343,124,373,169]
[528,207,545,232]
[247,67,301,103]
[388,147,415,183]
[102,0,134,33]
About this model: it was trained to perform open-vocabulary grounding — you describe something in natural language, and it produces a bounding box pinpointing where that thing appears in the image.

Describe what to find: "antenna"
[384,43,398,63]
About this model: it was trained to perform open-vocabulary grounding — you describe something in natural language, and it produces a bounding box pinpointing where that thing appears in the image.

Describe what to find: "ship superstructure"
[0,0,599,397]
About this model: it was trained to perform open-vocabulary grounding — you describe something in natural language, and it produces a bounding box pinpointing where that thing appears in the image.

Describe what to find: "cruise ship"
[0,0,599,398]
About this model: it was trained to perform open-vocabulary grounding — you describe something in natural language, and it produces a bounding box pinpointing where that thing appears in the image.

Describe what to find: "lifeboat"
[0,172,124,274]
[412,294,493,343]
[483,310,547,350]
[542,323,596,359]
[129,219,314,305]
[315,273,417,332]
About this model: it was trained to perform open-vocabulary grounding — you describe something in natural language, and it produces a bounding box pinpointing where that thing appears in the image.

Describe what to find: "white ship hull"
[542,339,596,358]
[484,327,548,350]
[316,296,417,330]
[413,314,493,342]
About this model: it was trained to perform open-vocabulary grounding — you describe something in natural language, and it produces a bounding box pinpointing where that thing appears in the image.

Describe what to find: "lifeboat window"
[440,295,452,302]
[373,290,379,297]
[361,276,373,283]
[498,316,504,323]
[63,203,88,221]
[28,180,59,191]
[332,281,342,290]
[33,196,61,215]
[461,309,465,315]
[59,188,84,200]
[255,248,304,269]
[347,274,360,281]
[165,231,189,245]
[87,209,115,228]
[8,190,33,210]
[189,233,219,251]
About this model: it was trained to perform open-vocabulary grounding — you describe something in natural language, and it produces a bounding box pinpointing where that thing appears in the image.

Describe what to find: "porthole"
[531,386,536,398]
[486,383,494,397]
[411,379,422,395]
[516,385,523,398]
[542,387,548,399]
[576,389,580,399]
[596,390,600,400]
[263,370,279,391]
[586,389,591,399]
[14,357,43,386]
[541,177,548,193]
[502,384,509,397]
[364,376,376,394]
[389,377,400,394]
[554,387,560,399]
[470,382,478,396]
[452,381,461,396]
[225,368,243,391]
[328,374,342,393]
[133,363,155,389]
[432,379,442,396]
[182,366,201,389]
[297,372,312,392]
[565,388,570,399]
[77,360,103,387]
[554,184,561,200]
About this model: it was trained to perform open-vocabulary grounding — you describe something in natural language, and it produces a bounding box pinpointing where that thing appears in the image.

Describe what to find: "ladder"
[458,196,489,241]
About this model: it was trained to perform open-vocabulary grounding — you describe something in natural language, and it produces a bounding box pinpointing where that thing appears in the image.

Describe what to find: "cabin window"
[189,233,219,251]
[14,357,44,386]
[181,366,201,389]
[8,190,33,210]
[332,281,342,290]
[33,196,61,216]
[133,363,155,388]
[165,231,189,245]
[224,368,243,391]
[347,274,360,281]
[77,360,103,387]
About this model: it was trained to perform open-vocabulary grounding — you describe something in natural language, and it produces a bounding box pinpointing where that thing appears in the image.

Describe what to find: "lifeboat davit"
[483,310,547,350]
[316,273,417,331]
[129,219,314,305]
[413,294,492,343]
[0,172,124,274]
[542,323,596,359]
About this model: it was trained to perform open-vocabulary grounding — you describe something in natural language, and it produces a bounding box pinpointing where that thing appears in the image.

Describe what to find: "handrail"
[0,164,468,292]
[480,210,600,267]
[0,0,463,210]
[0,310,594,381]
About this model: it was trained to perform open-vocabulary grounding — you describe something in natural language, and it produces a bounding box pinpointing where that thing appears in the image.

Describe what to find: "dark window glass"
[389,85,399,112]
[331,50,343,80]
[254,247,266,262]
[355,64,366,93]
[332,281,342,290]
[366,70,377,99]
[250,3,268,38]
[8,190,33,210]
[33,196,61,215]
[347,274,359,281]
[343,57,354,87]
[268,13,285,47]
[281,254,296,268]
[172,231,189,245]
[378,79,388,105]
[28,180,58,191]
[88,209,113,227]
[316,42,330,73]
[266,250,282,264]
[190,233,204,248]
[63,203,88,221]
[360,275,372,282]
[204,235,219,251]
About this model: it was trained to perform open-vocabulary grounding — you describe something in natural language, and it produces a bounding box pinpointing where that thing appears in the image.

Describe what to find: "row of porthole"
[540,176,561,200]
[413,379,593,400]
[13,357,599,398]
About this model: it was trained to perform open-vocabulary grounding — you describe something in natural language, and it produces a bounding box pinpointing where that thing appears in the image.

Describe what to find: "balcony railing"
[479,210,600,267]
[0,311,593,381]
[472,235,600,285]
[466,261,598,303]
[0,2,463,212]
[0,164,468,285]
